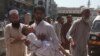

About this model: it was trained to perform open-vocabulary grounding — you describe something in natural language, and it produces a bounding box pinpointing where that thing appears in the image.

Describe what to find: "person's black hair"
[34,6,45,13]
[57,16,62,21]
[29,20,34,25]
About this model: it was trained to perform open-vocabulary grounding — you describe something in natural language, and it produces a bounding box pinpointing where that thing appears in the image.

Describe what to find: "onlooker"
[4,9,26,56]
[61,15,73,49]
[24,12,32,25]
[31,6,69,56]
[68,7,91,56]
[54,16,64,42]
[45,16,51,24]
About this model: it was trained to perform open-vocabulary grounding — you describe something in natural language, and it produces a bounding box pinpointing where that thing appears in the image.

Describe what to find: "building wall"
[50,1,57,18]
[58,7,97,22]
[34,0,57,18]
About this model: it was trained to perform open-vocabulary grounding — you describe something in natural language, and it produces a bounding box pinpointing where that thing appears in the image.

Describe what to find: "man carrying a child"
[27,6,70,56]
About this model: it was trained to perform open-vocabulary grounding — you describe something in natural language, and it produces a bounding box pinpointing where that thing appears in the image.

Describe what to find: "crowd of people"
[4,6,91,56]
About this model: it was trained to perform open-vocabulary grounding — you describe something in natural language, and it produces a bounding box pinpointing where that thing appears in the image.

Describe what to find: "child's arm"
[24,39,31,46]
[27,33,42,47]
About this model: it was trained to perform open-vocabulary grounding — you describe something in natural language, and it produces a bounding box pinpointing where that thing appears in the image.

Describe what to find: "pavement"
[0,38,90,56]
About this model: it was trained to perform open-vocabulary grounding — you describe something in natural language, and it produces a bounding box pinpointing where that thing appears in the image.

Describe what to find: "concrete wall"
[0,38,5,55]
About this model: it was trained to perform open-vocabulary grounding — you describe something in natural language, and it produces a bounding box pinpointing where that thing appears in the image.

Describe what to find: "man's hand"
[11,37,24,44]
[59,45,71,56]
[24,40,30,46]
[70,38,76,49]
[15,37,22,41]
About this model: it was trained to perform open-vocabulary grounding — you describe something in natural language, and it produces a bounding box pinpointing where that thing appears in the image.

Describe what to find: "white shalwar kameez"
[31,20,63,56]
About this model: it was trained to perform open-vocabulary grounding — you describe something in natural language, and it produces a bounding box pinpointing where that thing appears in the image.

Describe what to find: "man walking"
[31,6,69,56]
[4,9,26,56]
[68,7,91,56]
[54,16,64,41]
[61,15,73,49]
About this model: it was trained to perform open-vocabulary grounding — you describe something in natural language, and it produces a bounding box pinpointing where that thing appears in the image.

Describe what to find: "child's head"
[22,26,30,36]
[28,26,35,33]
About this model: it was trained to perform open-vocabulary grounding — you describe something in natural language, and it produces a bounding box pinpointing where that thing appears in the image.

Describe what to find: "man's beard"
[12,21,20,29]
[35,17,43,24]
[82,16,90,23]
[82,18,90,23]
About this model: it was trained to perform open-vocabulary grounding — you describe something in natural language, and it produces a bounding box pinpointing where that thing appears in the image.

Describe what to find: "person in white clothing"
[31,6,70,56]
[21,26,64,56]
[21,26,41,55]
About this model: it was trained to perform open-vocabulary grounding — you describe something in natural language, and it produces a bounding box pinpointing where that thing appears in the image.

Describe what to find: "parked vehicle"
[88,15,100,56]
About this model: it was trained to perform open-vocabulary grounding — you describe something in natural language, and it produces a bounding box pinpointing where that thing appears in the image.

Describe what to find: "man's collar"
[34,20,44,26]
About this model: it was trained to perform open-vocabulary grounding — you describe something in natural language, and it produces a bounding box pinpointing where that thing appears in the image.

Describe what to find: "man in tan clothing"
[4,9,27,56]
[68,7,91,56]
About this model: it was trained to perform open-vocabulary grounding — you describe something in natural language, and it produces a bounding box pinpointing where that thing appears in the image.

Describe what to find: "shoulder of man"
[53,21,59,27]
[43,21,54,29]
[20,23,25,26]
[4,23,12,31]
[20,23,27,27]
[40,21,54,29]
[20,23,28,30]
[73,19,81,25]
[5,23,12,29]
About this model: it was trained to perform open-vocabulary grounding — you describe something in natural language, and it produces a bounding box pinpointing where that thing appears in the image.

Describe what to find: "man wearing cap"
[67,7,91,56]
[4,9,27,56]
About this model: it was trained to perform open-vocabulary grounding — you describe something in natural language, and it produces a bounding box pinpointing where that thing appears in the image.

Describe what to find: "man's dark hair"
[57,16,62,21]
[29,20,34,25]
[34,6,45,13]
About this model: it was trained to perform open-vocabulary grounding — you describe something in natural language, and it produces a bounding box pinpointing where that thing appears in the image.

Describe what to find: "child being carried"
[21,26,56,56]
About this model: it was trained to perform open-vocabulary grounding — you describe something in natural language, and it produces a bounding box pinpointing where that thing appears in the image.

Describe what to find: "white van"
[88,15,100,55]
[92,15,100,32]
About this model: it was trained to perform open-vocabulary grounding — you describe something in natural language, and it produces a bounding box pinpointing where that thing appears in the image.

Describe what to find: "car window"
[92,20,100,32]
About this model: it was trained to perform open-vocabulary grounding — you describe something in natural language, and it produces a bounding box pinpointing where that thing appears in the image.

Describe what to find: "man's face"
[34,10,44,21]
[81,9,91,19]
[67,16,72,23]
[10,13,19,23]
[58,18,64,24]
